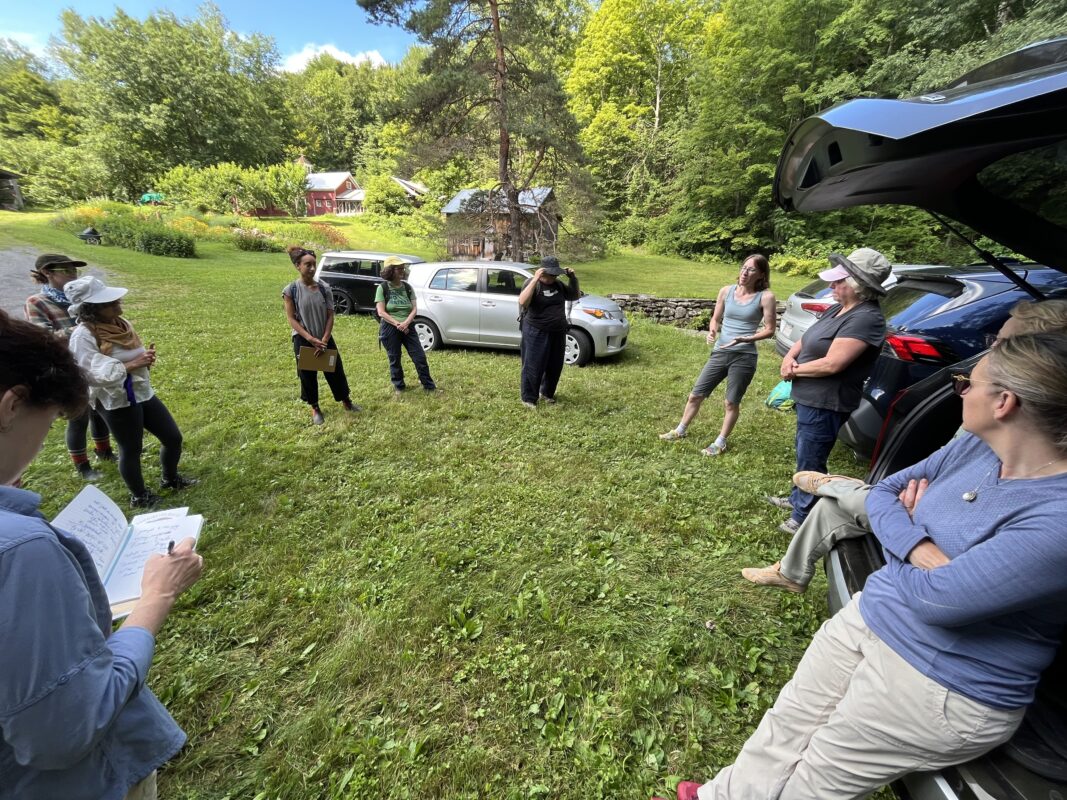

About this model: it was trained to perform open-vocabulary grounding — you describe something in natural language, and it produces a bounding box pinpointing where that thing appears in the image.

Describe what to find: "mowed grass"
[1,211,865,800]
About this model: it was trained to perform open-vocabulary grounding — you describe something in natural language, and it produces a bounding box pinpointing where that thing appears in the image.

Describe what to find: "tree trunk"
[487,0,521,260]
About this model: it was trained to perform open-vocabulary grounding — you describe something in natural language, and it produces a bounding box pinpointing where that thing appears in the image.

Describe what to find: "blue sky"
[0,0,419,70]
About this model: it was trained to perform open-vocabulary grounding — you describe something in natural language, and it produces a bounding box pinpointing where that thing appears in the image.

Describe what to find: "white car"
[405,261,630,366]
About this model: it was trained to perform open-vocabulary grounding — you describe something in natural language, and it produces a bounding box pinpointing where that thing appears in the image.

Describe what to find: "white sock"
[715,435,727,448]
[676,424,688,435]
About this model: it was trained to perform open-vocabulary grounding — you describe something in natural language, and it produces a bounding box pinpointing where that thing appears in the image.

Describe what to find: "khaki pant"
[779,480,871,589]
[125,771,158,800]
[697,597,1023,800]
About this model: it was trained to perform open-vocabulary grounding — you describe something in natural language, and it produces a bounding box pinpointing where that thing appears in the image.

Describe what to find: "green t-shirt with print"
[374,281,414,320]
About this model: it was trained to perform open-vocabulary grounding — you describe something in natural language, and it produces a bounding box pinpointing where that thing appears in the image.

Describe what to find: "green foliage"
[157,162,308,216]
[93,213,197,257]
[0,39,80,143]
[363,173,411,216]
[53,5,286,198]
[233,230,285,252]
[0,137,109,207]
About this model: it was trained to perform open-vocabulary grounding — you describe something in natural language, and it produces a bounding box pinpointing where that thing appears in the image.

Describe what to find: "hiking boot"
[659,428,686,441]
[778,517,801,536]
[76,461,103,482]
[161,474,199,490]
[130,491,162,509]
[764,495,793,511]
[741,562,805,593]
[311,407,325,425]
[792,471,865,495]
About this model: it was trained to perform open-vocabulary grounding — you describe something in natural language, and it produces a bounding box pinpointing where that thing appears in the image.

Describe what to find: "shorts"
[691,349,758,404]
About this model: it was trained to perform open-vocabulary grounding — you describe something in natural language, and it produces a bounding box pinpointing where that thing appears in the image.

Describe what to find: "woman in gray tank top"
[659,254,777,455]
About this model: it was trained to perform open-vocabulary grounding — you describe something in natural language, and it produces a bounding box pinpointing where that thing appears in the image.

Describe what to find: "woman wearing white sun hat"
[67,276,196,509]
[766,248,889,535]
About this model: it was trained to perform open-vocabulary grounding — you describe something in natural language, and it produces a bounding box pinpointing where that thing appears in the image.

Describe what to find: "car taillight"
[800,302,832,315]
[884,334,946,363]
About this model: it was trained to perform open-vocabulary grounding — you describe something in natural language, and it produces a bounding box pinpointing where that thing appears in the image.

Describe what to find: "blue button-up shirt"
[0,486,185,800]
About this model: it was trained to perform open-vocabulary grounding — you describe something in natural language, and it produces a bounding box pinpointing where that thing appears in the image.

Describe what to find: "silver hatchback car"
[405,261,630,365]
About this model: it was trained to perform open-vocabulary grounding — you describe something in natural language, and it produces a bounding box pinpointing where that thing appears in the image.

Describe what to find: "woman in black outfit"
[517,256,580,408]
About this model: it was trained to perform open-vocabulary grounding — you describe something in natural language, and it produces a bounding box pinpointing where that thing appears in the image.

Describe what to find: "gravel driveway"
[1,245,105,317]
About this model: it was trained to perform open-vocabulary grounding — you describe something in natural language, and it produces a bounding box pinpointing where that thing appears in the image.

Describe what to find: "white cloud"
[1,31,48,57]
[282,44,387,73]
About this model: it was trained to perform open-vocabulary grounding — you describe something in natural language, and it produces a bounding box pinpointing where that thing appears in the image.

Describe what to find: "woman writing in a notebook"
[0,309,204,800]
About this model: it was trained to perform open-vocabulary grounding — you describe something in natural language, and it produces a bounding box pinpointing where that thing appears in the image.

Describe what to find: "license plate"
[781,322,793,338]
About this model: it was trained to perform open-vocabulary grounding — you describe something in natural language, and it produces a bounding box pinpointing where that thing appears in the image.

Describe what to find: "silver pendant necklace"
[962,456,1067,502]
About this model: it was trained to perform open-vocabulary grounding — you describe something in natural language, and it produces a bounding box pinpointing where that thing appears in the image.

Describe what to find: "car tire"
[414,318,441,351]
[565,328,593,367]
[332,289,354,316]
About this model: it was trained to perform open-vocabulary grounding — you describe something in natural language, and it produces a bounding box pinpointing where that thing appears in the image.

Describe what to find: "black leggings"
[97,395,183,496]
[65,407,111,456]
[293,334,351,407]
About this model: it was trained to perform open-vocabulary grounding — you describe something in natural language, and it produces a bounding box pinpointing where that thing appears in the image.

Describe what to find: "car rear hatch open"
[773,38,1067,275]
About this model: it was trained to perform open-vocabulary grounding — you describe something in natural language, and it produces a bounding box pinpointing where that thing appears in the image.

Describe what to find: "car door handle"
[428,295,443,302]
[481,301,496,308]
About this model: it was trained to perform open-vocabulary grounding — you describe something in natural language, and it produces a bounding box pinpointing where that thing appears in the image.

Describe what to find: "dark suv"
[773,37,1067,800]
[314,251,426,315]
[840,264,1067,461]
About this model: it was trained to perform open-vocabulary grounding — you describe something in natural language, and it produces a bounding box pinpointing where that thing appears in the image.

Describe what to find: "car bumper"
[587,320,630,358]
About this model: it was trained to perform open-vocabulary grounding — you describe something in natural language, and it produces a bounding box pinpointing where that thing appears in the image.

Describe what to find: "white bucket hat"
[66,276,128,317]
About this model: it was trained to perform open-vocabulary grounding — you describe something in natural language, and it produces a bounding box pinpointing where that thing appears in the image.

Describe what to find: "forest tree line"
[2,0,1066,263]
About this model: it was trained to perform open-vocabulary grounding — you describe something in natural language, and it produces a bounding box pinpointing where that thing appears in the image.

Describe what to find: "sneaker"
[700,441,727,456]
[522,400,538,410]
[792,470,865,495]
[658,428,686,441]
[741,562,805,593]
[778,517,801,536]
[76,462,104,482]
[342,399,362,412]
[764,495,794,511]
[539,394,557,404]
[161,474,199,490]
[130,491,162,509]
[311,407,325,425]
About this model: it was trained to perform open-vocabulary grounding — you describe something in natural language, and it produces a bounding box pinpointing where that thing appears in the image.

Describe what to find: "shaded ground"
[1,244,106,316]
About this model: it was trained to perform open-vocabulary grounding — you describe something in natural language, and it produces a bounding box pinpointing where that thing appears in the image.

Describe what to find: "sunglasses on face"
[950,373,1002,397]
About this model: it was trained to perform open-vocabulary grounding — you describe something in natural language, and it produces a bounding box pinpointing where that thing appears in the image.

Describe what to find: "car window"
[322,259,360,275]
[977,139,1067,231]
[359,261,379,277]
[486,269,524,295]
[429,267,479,292]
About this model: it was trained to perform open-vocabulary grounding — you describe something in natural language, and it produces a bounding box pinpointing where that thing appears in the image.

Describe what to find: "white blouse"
[69,324,155,410]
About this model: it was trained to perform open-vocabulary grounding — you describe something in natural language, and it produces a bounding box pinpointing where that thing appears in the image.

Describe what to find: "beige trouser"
[697,597,1024,800]
[779,480,871,589]
[125,771,158,800]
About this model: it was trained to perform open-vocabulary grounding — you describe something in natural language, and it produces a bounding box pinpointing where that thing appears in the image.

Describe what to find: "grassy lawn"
[1,211,865,800]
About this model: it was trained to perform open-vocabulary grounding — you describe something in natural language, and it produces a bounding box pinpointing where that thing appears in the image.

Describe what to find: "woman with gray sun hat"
[766,248,890,535]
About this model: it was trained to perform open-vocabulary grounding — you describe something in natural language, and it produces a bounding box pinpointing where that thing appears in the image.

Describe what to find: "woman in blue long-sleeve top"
[0,310,204,800]
[669,331,1067,800]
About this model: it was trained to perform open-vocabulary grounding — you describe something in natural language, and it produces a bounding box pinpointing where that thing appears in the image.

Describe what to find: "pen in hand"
[167,540,175,556]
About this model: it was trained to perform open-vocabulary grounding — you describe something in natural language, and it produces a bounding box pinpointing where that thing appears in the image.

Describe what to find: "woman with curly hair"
[283,246,360,424]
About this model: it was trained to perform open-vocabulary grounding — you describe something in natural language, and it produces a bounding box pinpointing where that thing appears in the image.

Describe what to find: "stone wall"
[609,294,717,327]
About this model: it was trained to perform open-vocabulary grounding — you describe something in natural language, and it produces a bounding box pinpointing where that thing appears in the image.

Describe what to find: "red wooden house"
[306,172,364,217]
